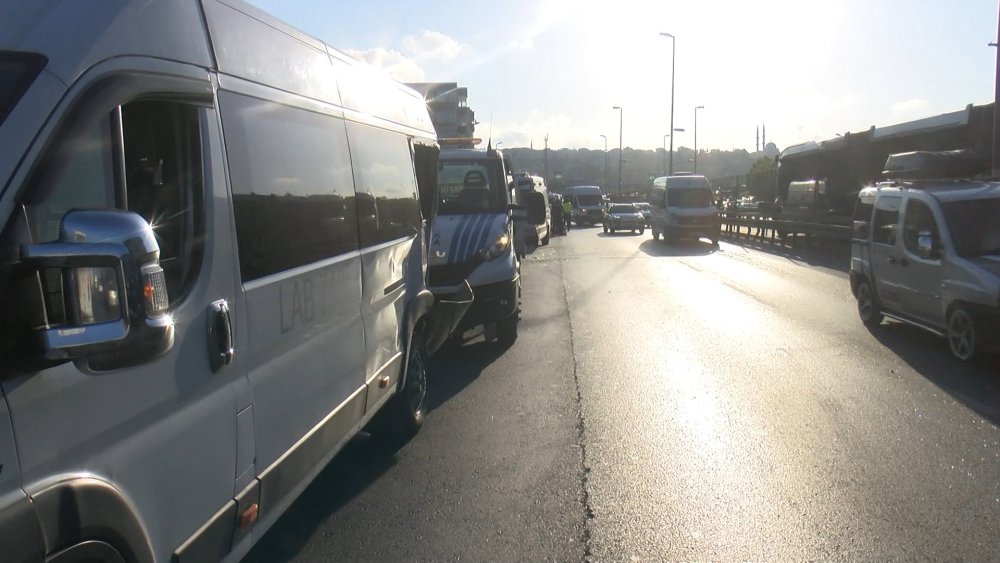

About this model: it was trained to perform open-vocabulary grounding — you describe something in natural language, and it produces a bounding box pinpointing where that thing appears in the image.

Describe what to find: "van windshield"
[576,194,602,207]
[0,52,47,126]
[942,198,1000,257]
[667,188,713,208]
[437,160,507,215]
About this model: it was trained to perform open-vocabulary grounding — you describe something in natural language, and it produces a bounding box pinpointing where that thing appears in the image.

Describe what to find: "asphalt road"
[246,226,1000,561]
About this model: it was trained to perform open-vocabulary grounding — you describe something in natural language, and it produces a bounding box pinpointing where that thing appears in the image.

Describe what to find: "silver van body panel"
[0,0,440,559]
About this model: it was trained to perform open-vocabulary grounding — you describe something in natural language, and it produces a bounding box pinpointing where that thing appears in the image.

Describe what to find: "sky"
[245,0,999,153]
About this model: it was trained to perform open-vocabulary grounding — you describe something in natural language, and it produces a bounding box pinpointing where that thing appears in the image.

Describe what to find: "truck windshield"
[436,160,507,215]
[667,188,713,208]
[942,198,1000,257]
[0,52,47,126]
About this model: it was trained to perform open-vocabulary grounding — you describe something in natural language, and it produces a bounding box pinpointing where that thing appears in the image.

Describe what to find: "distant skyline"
[246,0,998,152]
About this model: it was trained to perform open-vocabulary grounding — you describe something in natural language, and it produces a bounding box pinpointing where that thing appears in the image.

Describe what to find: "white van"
[564,185,605,226]
[649,174,721,245]
[429,148,521,345]
[0,1,469,561]
[514,173,552,246]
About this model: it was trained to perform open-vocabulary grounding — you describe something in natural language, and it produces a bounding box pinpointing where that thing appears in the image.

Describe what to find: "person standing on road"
[562,197,573,232]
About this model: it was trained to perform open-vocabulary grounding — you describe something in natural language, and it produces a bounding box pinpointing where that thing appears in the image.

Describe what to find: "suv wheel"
[856,280,883,327]
[947,306,978,361]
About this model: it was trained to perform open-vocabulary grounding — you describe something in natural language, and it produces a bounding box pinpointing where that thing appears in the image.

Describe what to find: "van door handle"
[208,299,234,372]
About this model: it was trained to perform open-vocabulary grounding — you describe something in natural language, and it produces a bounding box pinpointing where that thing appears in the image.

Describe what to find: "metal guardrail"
[720,211,852,242]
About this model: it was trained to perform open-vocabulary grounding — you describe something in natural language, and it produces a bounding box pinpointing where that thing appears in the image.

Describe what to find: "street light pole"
[660,32,676,175]
[612,106,623,196]
[598,134,606,191]
[694,105,704,173]
[662,134,670,176]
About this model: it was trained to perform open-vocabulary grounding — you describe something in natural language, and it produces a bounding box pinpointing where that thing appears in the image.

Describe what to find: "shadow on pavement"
[867,320,1000,425]
[244,338,507,562]
[596,230,645,238]
[426,337,507,410]
[722,232,851,272]
[242,429,412,563]
[638,238,719,257]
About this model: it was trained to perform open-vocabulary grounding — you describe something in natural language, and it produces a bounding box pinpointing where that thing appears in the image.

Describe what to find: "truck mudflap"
[426,280,474,355]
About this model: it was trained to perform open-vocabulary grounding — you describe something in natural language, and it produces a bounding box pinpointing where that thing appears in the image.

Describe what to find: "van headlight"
[480,232,510,261]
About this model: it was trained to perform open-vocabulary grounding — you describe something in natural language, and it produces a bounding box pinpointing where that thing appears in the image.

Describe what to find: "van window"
[122,100,204,300]
[942,198,1000,257]
[872,195,901,246]
[575,194,602,207]
[437,159,505,215]
[902,199,940,256]
[852,195,874,239]
[19,95,206,319]
[0,52,47,126]
[220,92,358,282]
[667,188,712,208]
[347,122,421,247]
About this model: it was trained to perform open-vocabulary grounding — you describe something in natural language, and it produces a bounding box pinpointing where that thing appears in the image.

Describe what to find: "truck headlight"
[480,232,510,261]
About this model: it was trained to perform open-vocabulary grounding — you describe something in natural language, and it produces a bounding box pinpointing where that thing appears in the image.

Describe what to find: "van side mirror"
[917,230,938,260]
[509,203,527,220]
[20,209,174,370]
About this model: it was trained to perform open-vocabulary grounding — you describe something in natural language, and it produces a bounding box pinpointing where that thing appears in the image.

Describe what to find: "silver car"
[603,203,646,235]
[850,177,1000,361]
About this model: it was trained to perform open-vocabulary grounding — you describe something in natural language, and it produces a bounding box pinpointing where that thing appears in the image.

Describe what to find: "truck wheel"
[369,327,428,436]
[947,306,978,361]
[497,315,518,347]
[856,280,883,327]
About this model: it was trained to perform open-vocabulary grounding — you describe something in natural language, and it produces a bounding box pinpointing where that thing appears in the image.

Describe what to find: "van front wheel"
[856,280,883,327]
[948,306,978,362]
[497,315,518,347]
[370,328,427,436]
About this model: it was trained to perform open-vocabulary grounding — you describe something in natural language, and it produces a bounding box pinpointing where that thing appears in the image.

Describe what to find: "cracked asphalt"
[246,227,1000,562]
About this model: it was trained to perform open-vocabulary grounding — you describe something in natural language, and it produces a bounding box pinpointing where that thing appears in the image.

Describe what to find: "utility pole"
[544,134,549,183]
[992,5,1000,176]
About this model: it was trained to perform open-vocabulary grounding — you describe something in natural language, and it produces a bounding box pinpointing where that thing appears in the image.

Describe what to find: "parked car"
[633,202,653,226]
[0,2,471,561]
[603,203,646,235]
[850,151,1000,361]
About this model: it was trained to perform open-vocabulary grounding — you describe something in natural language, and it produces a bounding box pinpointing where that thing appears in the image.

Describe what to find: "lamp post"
[662,134,670,176]
[694,105,704,173]
[660,32,676,175]
[599,134,609,190]
[612,106,623,196]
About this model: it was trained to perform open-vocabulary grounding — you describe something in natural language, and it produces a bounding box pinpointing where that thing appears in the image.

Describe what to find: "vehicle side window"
[902,198,940,255]
[220,91,358,282]
[122,100,205,300]
[347,122,421,247]
[18,96,205,320]
[852,195,874,239]
[872,195,901,246]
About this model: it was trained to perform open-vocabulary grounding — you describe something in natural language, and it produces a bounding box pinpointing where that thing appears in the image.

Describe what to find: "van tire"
[541,231,550,245]
[638,228,644,235]
[652,229,660,241]
[497,315,518,347]
[947,306,978,362]
[371,328,428,436]
[856,280,883,327]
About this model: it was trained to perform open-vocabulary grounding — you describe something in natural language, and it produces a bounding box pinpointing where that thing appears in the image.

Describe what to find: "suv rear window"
[0,52,47,126]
